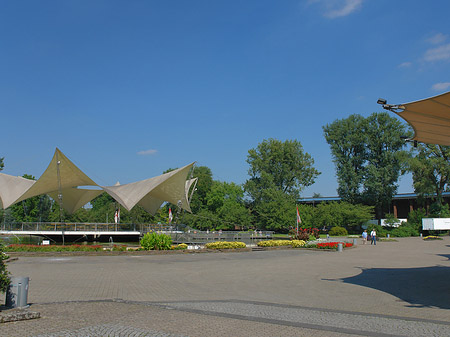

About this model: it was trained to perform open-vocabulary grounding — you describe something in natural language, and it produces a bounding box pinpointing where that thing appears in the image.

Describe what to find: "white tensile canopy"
[0,148,196,215]
[392,91,450,146]
[47,188,104,214]
[102,162,195,214]
[0,173,36,209]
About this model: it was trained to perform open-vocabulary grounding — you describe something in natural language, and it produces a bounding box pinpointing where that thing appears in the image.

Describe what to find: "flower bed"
[258,240,306,248]
[257,240,291,247]
[316,242,353,249]
[172,243,188,250]
[423,236,443,240]
[205,241,246,249]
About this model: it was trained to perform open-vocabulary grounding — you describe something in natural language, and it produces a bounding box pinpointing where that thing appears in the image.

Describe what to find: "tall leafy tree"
[245,139,320,201]
[363,113,410,218]
[244,138,320,230]
[0,157,4,171]
[188,166,213,213]
[323,114,367,204]
[324,112,409,219]
[407,144,450,206]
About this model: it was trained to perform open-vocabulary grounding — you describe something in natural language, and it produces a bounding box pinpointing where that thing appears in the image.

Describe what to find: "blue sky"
[1,0,450,197]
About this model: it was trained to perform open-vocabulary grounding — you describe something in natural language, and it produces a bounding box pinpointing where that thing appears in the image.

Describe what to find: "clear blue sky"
[2,1,450,197]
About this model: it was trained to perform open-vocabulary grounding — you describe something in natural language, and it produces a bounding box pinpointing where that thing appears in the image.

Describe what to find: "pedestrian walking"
[362,230,368,245]
[370,229,377,245]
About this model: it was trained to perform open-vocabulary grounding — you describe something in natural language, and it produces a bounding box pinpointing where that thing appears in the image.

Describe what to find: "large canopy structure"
[101,162,195,213]
[380,91,450,146]
[0,148,196,215]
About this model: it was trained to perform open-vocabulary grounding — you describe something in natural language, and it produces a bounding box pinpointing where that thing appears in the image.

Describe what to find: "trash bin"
[352,238,357,246]
[5,277,29,308]
[337,243,343,252]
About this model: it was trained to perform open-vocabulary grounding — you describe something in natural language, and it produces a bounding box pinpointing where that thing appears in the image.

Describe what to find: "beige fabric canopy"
[47,188,103,214]
[0,173,35,209]
[14,148,98,205]
[393,91,450,146]
[1,148,196,215]
[102,163,194,214]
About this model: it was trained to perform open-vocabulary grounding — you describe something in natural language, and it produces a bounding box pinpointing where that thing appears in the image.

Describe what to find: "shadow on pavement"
[438,254,450,261]
[330,265,450,309]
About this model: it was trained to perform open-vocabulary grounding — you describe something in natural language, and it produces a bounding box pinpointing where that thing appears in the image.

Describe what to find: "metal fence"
[0,222,274,245]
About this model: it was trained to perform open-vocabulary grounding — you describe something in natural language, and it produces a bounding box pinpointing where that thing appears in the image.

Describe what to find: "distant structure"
[299,192,450,219]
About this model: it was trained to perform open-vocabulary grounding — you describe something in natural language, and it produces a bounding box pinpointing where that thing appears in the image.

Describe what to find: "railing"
[171,230,274,244]
[1,222,140,232]
[0,223,274,244]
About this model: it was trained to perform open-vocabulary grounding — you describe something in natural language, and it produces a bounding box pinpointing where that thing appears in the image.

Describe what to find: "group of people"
[362,229,377,245]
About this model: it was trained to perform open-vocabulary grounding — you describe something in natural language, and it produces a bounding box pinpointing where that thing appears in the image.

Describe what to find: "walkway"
[1,237,450,336]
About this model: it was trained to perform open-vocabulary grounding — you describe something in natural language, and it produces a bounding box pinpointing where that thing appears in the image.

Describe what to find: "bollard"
[5,277,29,308]
[337,243,343,252]
[352,238,357,246]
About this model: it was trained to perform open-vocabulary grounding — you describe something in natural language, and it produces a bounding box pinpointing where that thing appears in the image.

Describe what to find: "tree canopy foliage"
[324,112,410,218]
[407,144,450,206]
[243,139,320,231]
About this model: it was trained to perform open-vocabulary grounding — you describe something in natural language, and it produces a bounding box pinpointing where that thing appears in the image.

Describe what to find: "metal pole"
[56,153,65,245]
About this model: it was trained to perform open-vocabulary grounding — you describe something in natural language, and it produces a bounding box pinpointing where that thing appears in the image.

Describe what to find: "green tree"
[323,114,367,204]
[189,166,213,213]
[324,113,409,219]
[407,144,450,206]
[244,139,320,231]
[245,139,320,201]
[0,157,4,171]
[252,188,297,232]
[10,175,52,222]
[312,202,373,232]
[206,181,252,230]
[87,192,117,223]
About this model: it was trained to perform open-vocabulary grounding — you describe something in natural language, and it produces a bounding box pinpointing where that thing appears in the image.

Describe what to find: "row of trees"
[324,112,450,219]
[2,112,450,232]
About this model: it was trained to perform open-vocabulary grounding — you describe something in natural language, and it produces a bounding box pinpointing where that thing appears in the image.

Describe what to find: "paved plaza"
[1,237,450,336]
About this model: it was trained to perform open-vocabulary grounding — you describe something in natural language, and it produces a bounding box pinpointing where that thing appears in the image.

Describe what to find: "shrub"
[172,243,188,250]
[390,226,419,237]
[328,226,348,236]
[0,243,10,293]
[140,232,172,250]
[366,224,388,237]
[289,227,320,241]
[205,241,246,249]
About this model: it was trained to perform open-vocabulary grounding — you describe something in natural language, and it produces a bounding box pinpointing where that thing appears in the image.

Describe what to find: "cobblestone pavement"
[1,237,450,336]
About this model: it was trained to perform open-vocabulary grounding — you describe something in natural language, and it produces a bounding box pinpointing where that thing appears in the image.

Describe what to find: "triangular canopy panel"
[102,163,194,214]
[0,173,35,209]
[395,91,450,146]
[47,188,103,214]
[15,148,98,204]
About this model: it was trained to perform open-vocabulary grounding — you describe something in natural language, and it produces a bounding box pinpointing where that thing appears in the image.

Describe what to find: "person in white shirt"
[370,229,377,245]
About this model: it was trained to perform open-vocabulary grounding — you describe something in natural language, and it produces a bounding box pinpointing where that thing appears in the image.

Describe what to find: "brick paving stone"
[1,237,450,336]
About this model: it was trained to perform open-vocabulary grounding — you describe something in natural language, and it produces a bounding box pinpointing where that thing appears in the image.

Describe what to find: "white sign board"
[42,240,50,245]
[422,218,450,230]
